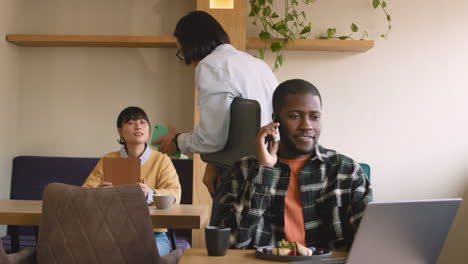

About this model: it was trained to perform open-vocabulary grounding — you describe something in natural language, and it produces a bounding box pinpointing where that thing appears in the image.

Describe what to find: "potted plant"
[249,0,392,69]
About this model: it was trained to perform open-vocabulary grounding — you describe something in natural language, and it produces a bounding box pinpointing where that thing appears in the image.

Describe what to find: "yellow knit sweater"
[82,149,182,232]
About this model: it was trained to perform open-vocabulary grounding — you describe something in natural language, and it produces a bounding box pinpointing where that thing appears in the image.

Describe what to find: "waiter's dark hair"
[174,11,230,65]
[116,106,151,145]
[272,79,322,113]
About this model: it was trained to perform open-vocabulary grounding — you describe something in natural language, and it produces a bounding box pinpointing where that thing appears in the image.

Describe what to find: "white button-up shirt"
[178,44,278,154]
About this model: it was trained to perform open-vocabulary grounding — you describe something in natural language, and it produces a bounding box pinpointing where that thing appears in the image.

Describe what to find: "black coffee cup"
[205,226,231,256]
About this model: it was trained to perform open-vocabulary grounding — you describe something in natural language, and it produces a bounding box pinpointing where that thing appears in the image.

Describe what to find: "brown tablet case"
[103,157,141,186]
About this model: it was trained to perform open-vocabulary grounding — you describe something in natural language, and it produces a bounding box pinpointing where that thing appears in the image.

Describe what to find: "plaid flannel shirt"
[218,144,372,250]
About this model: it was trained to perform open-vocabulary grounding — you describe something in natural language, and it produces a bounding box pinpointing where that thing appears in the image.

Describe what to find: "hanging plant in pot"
[249,0,392,70]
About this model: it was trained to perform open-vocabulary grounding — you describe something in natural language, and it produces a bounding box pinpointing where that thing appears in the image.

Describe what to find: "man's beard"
[281,135,316,156]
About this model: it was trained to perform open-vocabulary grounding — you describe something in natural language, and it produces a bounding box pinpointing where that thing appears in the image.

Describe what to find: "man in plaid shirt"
[218,79,372,250]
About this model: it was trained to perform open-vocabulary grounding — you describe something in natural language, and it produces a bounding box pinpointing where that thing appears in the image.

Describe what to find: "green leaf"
[338,36,349,40]
[270,42,282,52]
[382,1,387,8]
[279,41,287,48]
[380,34,385,38]
[301,11,306,19]
[263,6,271,16]
[271,12,279,18]
[327,28,336,37]
[362,30,369,39]
[249,5,260,16]
[278,28,288,38]
[373,0,380,8]
[277,54,284,66]
[272,21,286,31]
[286,14,294,22]
[351,23,358,32]
[273,55,283,71]
[258,48,265,59]
[300,26,311,35]
[259,31,272,40]
[387,15,391,21]
[292,10,298,18]
[258,0,266,6]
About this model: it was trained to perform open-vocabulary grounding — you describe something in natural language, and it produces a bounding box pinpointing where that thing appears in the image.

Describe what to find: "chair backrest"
[37,183,160,264]
[359,163,371,182]
[201,97,261,168]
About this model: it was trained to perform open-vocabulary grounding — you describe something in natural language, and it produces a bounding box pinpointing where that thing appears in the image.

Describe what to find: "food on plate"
[271,239,314,256]
[295,242,313,256]
[271,247,291,256]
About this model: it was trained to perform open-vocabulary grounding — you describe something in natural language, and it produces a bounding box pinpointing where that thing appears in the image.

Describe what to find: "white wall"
[1,0,467,262]
[15,0,195,157]
[253,0,468,201]
[0,0,21,236]
[248,1,468,263]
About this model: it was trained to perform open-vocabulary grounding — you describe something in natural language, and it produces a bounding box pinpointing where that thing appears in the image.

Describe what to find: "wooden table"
[180,249,348,264]
[0,200,209,229]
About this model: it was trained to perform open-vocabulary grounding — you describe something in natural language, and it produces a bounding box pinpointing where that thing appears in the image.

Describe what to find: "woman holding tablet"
[83,106,181,256]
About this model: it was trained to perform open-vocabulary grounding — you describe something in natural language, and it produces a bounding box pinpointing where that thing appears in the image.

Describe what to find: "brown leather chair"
[37,183,182,264]
[0,241,35,264]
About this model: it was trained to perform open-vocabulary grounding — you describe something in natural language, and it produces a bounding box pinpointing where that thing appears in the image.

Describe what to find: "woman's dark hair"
[174,11,230,65]
[272,79,322,113]
[116,106,151,145]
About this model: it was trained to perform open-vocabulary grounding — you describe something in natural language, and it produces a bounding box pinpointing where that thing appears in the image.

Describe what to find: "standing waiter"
[155,11,278,224]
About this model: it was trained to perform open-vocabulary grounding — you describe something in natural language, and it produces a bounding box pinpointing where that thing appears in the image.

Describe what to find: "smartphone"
[266,117,280,152]
[273,116,281,142]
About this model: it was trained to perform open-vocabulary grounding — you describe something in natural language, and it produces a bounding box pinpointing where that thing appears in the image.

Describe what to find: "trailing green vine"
[319,0,392,40]
[249,0,392,70]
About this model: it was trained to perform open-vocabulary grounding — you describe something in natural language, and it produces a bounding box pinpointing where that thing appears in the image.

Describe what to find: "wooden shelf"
[246,37,374,52]
[6,34,374,51]
[6,35,178,48]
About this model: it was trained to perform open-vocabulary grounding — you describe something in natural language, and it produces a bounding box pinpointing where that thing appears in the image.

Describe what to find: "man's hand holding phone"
[257,122,280,167]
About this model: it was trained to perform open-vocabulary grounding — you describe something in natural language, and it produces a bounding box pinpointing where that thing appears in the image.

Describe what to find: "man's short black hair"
[174,11,231,65]
[117,106,150,145]
[272,79,322,113]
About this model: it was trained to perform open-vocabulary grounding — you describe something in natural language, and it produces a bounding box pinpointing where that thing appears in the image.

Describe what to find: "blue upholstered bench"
[1,156,193,253]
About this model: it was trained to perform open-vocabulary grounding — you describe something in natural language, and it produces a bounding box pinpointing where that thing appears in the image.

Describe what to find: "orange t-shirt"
[280,155,312,245]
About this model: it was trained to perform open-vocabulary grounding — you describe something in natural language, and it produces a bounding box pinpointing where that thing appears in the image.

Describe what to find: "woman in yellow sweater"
[82,106,181,256]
